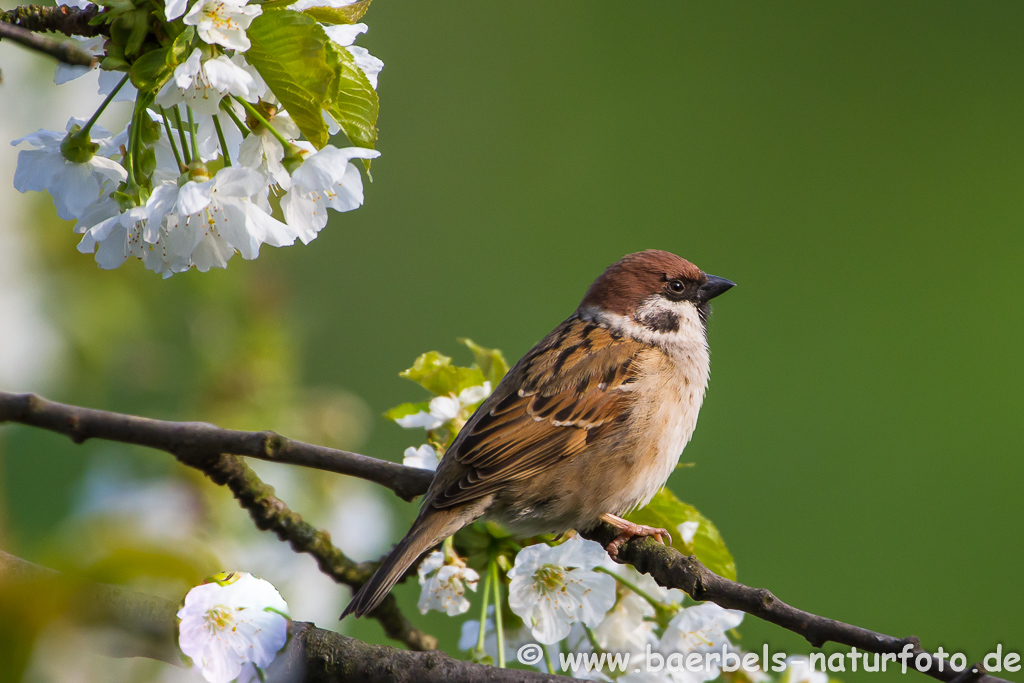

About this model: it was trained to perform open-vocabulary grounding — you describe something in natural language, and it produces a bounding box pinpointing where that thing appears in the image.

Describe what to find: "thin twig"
[0,20,96,66]
[0,390,1008,683]
[189,451,437,651]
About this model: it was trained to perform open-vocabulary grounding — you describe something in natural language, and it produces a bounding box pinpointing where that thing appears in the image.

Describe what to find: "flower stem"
[212,114,231,166]
[594,566,667,613]
[186,106,198,161]
[159,107,184,171]
[80,73,129,137]
[171,106,192,165]
[583,625,605,656]
[476,561,492,654]
[490,559,505,668]
[544,646,556,675]
[221,101,250,138]
[234,96,291,148]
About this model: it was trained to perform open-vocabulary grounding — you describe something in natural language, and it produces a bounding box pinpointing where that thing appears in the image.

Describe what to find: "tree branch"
[189,450,437,651]
[0,391,433,501]
[0,20,97,66]
[579,525,1006,683]
[0,4,107,39]
[0,392,435,651]
[0,390,1008,683]
[0,551,570,683]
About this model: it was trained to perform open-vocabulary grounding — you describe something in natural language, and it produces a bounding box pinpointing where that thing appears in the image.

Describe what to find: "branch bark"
[0,390,1008,683]
[578,525,1004,683]
[0,4,107,38]
[0,551,570,683]
[0,391,432,501]
[0,20,97,66]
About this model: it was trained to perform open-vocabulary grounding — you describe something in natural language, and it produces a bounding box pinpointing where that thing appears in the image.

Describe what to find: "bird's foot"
[600,513,672,559]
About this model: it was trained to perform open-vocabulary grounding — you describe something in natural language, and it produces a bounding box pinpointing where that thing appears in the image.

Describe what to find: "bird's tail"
[341,509,462,619]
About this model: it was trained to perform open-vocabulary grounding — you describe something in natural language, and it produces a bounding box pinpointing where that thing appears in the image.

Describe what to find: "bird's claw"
[601,516,672,559]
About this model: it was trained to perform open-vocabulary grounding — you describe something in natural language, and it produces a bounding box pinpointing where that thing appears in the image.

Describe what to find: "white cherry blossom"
[238,108,300,188]
[395,383,492,430]
[280,144,380,242]
[12,121,126,221]
[507,536,617,644]
[184,0,262,51]
[655,602,745,682]
[155,49,258,116]
[177,572,289,683]
[403,444,439,471]
[79,167,296,276]
[781,656,829,683]
[416,551,479,616]
[590,566,684,658]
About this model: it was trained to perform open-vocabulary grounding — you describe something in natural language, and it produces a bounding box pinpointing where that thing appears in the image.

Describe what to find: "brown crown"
[579,250,705,315]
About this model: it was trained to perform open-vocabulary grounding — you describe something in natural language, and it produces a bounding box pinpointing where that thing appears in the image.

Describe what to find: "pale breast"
[616,345,709,512]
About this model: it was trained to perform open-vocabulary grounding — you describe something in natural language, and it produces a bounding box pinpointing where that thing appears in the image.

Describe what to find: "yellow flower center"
[533,564,566,595]
[204,606,236,631]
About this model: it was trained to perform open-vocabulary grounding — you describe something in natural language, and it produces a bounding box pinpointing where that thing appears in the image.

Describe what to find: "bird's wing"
[428,315,650,509]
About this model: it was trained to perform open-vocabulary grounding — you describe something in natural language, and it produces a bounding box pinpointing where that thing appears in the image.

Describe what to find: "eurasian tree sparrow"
[343,249,734,618]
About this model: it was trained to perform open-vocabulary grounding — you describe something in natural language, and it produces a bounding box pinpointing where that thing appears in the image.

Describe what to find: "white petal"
[51,162,101,220]
[213,166,265,197]
[678,520,699,545]
[427,395,461,422]
[394,411,444,430]
[322,22,367,48]
[88,155,129,183]
[402,444,438,470]
[457,382,491,407]
[98,69,139,102]
[280,191,325,244]
[13,148,61,193]
[165,0,191,20]
[245,203,296,249]
[203,55,257,98]
[177,180,215,215]
[346,45,383,89]
[174,49,204,88]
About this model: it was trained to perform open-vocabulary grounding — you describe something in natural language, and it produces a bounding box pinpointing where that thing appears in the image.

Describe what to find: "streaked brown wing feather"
[428,316,647,509]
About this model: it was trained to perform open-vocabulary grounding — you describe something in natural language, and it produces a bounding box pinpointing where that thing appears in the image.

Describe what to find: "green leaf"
[168,26,195,68]
[459,338,509,386]
[324,42,378,150]
[399,351,486,396]
[302,0,372,25]
[246,9,333,149]
[384,401,430,423]
[124,9,150,58]
[626,488,737,581]
[129,47,172,92]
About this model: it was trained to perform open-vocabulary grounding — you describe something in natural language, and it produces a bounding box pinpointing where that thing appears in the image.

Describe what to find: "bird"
[342,249,734,619]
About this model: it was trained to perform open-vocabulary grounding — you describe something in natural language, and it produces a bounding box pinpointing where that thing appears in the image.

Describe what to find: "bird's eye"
[666,279,685,294]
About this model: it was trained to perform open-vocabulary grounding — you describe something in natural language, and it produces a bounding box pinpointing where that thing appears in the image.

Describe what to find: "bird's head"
[578,249,735,344]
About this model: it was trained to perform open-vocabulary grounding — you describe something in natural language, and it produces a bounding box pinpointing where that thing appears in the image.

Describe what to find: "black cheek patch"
[641,309,680,333]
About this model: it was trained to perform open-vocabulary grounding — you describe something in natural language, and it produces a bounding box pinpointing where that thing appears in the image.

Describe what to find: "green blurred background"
[1,1,1022,681]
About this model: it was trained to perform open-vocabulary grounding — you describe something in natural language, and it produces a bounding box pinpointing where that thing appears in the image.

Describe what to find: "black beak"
[697,274,736,303]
